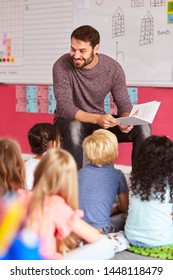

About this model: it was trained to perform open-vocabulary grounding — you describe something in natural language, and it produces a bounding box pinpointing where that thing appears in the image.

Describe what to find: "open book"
[117,101,161,126]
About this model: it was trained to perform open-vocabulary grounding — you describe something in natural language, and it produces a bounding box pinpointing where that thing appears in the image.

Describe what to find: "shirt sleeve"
[111,62,132,116]
[51,197,84,240]
[53,56,79,119]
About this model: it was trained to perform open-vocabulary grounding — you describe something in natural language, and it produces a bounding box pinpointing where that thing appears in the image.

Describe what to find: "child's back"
[78,129,129,233]
[79,164,128,230]
[125,135,173,247]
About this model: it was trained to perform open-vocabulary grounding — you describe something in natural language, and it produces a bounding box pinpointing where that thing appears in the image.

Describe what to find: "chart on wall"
[0,0,73,84]
[0,0,173,85]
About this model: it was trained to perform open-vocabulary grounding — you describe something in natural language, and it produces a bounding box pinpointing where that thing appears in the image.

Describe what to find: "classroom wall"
[0,84,172,166]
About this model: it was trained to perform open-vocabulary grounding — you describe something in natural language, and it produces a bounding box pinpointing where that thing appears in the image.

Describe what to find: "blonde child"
[26,148,114,260]
[0,138,25,196]
[25,123,60,190]
[78,129,129,234]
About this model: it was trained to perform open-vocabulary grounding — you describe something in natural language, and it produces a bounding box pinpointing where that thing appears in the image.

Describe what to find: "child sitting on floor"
[25,123,60,190]
[0,138,25,197]
[125,135,173,248]
[26,148,115,260]
[78,129,129,234]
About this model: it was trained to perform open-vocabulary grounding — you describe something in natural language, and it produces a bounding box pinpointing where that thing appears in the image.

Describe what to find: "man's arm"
[75,109,118,129]
[75,110,134,132]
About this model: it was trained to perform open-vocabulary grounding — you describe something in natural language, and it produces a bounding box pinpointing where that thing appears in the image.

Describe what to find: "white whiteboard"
[0,0,173,86]
[0,0,73,84]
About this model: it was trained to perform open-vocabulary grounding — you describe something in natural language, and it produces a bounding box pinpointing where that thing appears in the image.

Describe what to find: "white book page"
[129,101,161,122]
[116,101,161,126]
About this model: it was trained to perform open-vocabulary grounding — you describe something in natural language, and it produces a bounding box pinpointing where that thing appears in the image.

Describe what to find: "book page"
[129,101,160,122]
[116,101,161,126]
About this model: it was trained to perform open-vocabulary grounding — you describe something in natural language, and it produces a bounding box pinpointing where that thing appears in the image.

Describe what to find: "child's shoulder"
[25,157,40,167]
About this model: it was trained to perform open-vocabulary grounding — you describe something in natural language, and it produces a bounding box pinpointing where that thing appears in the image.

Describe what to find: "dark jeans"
[55,117,152,170]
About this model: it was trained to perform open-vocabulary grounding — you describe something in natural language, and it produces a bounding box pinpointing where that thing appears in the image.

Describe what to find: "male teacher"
[53,25,151,170]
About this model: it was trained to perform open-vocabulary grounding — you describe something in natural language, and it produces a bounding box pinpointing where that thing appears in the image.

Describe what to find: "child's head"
[0,138,25,196]
[32,148,78,209]
[131,135,173,202]
[27,123,60,155]
[82,129,118,166]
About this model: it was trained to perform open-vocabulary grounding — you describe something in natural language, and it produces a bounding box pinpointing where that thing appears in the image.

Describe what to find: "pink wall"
[0,84,53,152]
[0,85,173,166]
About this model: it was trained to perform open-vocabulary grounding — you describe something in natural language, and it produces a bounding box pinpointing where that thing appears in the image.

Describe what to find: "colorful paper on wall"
[167,1,173,23]
[15,85,56,114]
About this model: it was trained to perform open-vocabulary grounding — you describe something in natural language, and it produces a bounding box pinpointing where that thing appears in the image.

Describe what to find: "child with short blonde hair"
[83,129,118,166]
[79,129,129,234]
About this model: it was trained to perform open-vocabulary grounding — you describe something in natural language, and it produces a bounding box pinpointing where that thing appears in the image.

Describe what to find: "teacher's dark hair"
[71,25,100,48]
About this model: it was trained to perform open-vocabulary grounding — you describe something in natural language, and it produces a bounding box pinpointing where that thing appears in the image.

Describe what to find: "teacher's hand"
[118,124,133,133]
[97,114,118,129]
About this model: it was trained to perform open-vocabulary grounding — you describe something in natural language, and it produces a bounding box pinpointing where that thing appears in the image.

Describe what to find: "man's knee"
[68,120,84,144]
[131,124,152,141]
[56,119,84,145]
[140,124,152,137]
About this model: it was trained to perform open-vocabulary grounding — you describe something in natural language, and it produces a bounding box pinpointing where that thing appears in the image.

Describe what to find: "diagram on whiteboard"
[139,11,154,45]
[131,0,144,7]
[131,0,166,7]
[0,0,73,83]
[150,0,166,7]
[115,41,124,62]
[112,8,125,38]
[96,0,104,5]
[0,0,23,66]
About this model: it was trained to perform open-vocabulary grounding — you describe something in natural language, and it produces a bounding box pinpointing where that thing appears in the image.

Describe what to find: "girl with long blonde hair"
[27,148,103,259]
